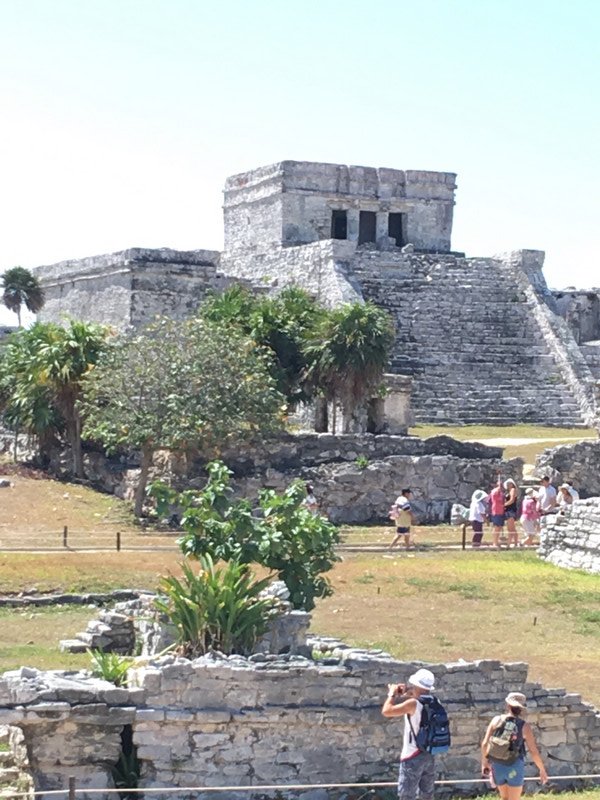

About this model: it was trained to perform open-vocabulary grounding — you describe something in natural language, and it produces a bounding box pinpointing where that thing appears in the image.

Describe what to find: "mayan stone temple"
[34,160,600,427]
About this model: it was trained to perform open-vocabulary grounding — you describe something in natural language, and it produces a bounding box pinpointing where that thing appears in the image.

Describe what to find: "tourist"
[519,488,540,546]
[481,691,548,799]
[389,488,416,550]
[503,479,519,548]
[304,483,319,515]
[558,483,577,511]
[468,489,488,548]
[537,476,557,514]
[565,481,580,501]
[381,668,438,800]
[489,478,505,549]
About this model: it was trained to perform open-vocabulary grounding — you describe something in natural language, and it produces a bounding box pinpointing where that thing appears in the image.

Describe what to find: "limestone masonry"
[33,160,600,427]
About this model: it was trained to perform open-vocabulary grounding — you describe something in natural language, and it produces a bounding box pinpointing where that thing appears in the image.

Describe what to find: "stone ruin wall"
[538,498,600,574]
[223,161,456,255]
[1,653,599,799]
[535,439,600,498]
[32,432,521,525]
[34,248,230,332]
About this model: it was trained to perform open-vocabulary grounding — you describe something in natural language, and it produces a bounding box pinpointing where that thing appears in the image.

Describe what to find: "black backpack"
[408,695,451,755]
[486,716,525,765]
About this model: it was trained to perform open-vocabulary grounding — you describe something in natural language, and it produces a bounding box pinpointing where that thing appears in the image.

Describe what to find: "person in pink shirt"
[520,488,540,546]
[489,479,505,549]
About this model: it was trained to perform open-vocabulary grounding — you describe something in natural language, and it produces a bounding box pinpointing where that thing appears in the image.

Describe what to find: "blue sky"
[1,0,599,325]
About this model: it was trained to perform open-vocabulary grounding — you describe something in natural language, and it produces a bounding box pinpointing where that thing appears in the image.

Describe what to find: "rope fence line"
[5,773,600,799]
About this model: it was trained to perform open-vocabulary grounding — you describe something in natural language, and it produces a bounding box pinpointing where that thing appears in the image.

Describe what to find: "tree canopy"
[81,316,285,515]
[201,285,326,406]
[0,321,109,470]
[1,267,45,327]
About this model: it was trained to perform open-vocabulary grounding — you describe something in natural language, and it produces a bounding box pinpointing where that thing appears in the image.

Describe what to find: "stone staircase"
[348,252,588,425]
[581,340,600,379]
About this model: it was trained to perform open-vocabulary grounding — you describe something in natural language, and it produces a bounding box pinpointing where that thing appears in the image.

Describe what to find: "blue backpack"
[408,695,451,755]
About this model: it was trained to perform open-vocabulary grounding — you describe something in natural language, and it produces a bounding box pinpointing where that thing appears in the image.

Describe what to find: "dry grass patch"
[311,550,600,707]
[0,551,185,594]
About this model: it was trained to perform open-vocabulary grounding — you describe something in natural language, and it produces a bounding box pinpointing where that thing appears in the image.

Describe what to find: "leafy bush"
[155,555,275,657]
[88,650,133,686]
[355,454,369,470]
[151,461,340,611]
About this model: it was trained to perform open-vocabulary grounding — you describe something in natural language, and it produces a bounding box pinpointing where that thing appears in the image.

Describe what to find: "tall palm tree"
[1,267,45,327]
[31,320,109,478]
[304,302,395,433]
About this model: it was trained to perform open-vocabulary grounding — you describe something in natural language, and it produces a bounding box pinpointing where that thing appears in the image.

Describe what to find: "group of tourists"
[382,669,547,800]
[465,475,579,549]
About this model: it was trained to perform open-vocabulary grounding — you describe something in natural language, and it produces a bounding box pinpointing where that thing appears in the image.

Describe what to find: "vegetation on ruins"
[156,554,275,656]
[81,316,284,516]
[88,649,133,686]
[201,286,395,428]
[0,320,109,474]
[1,266,45,327]
[304,302,395,433]
[151,460,341,610]
[201,284,326,406]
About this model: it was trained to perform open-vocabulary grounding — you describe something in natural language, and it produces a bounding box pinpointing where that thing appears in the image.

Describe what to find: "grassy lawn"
[410,424,598,466]
[1,549,599,714]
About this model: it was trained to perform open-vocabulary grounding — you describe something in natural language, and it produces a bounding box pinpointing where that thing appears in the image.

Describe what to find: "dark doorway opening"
[358,211,377,245]
[388,213,406,247]
[331,210,348,240]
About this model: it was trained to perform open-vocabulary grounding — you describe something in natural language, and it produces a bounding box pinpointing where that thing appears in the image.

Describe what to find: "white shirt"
[469,495,487,523]
[401,699,423,761]
[538,484,557,511]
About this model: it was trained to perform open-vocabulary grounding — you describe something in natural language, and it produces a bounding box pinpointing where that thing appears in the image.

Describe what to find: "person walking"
[382,668,438,800]
[481,691,548,800]
[468,489,488,548]
[519,489,540,546]
[503,479,519,548]
[389,488,416,550]
[489,478,505,549]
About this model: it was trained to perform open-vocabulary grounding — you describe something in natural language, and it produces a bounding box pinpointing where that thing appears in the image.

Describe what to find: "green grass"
[0,606,92,672]
[410,424,597,440]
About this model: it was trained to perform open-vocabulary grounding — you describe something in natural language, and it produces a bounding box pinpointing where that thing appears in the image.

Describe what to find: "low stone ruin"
[1,651,599,800]
[60,584,312,659]
[538,498,600,574]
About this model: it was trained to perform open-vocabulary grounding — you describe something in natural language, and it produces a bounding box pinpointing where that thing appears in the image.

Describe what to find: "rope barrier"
[6,772,600,798]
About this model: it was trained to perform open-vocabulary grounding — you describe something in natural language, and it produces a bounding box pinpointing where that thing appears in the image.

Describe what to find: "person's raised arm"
[381,683,418,718]
[523,722,548,784]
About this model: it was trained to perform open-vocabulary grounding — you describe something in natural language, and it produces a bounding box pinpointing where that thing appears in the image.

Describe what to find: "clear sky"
[1,0,599,325]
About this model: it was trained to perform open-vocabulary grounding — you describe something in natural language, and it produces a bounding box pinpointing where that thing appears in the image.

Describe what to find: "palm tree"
[1,267,45,327]
[31,320,109,478]
[304,302,395,433]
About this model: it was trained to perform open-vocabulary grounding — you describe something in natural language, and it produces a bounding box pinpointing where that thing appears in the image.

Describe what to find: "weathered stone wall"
[1,654,598,799]
[534,438,600,497]
[553,289,600,344]
[538,499,600,574]
[34,248,229,331]
[233,454,522,525]
[56,433,517,524]
[223,161,456,254]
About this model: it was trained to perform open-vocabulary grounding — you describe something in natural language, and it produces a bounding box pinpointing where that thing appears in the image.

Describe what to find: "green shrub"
[155,555,275,657]
[150,460,340,611]
[88,650,133,686]
[355,454,369,470]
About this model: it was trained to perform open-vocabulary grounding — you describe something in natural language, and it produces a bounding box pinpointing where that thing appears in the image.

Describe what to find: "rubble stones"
[538,499,600,574]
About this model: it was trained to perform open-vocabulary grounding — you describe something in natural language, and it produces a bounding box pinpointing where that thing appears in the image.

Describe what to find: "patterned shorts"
[398,752,435,800]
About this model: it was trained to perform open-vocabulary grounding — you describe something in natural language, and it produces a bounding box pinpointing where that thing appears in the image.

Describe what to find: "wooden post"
[68,776,76,800]
[116,530,121,552]
[63,526,68,548]
[461,523,467,551]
